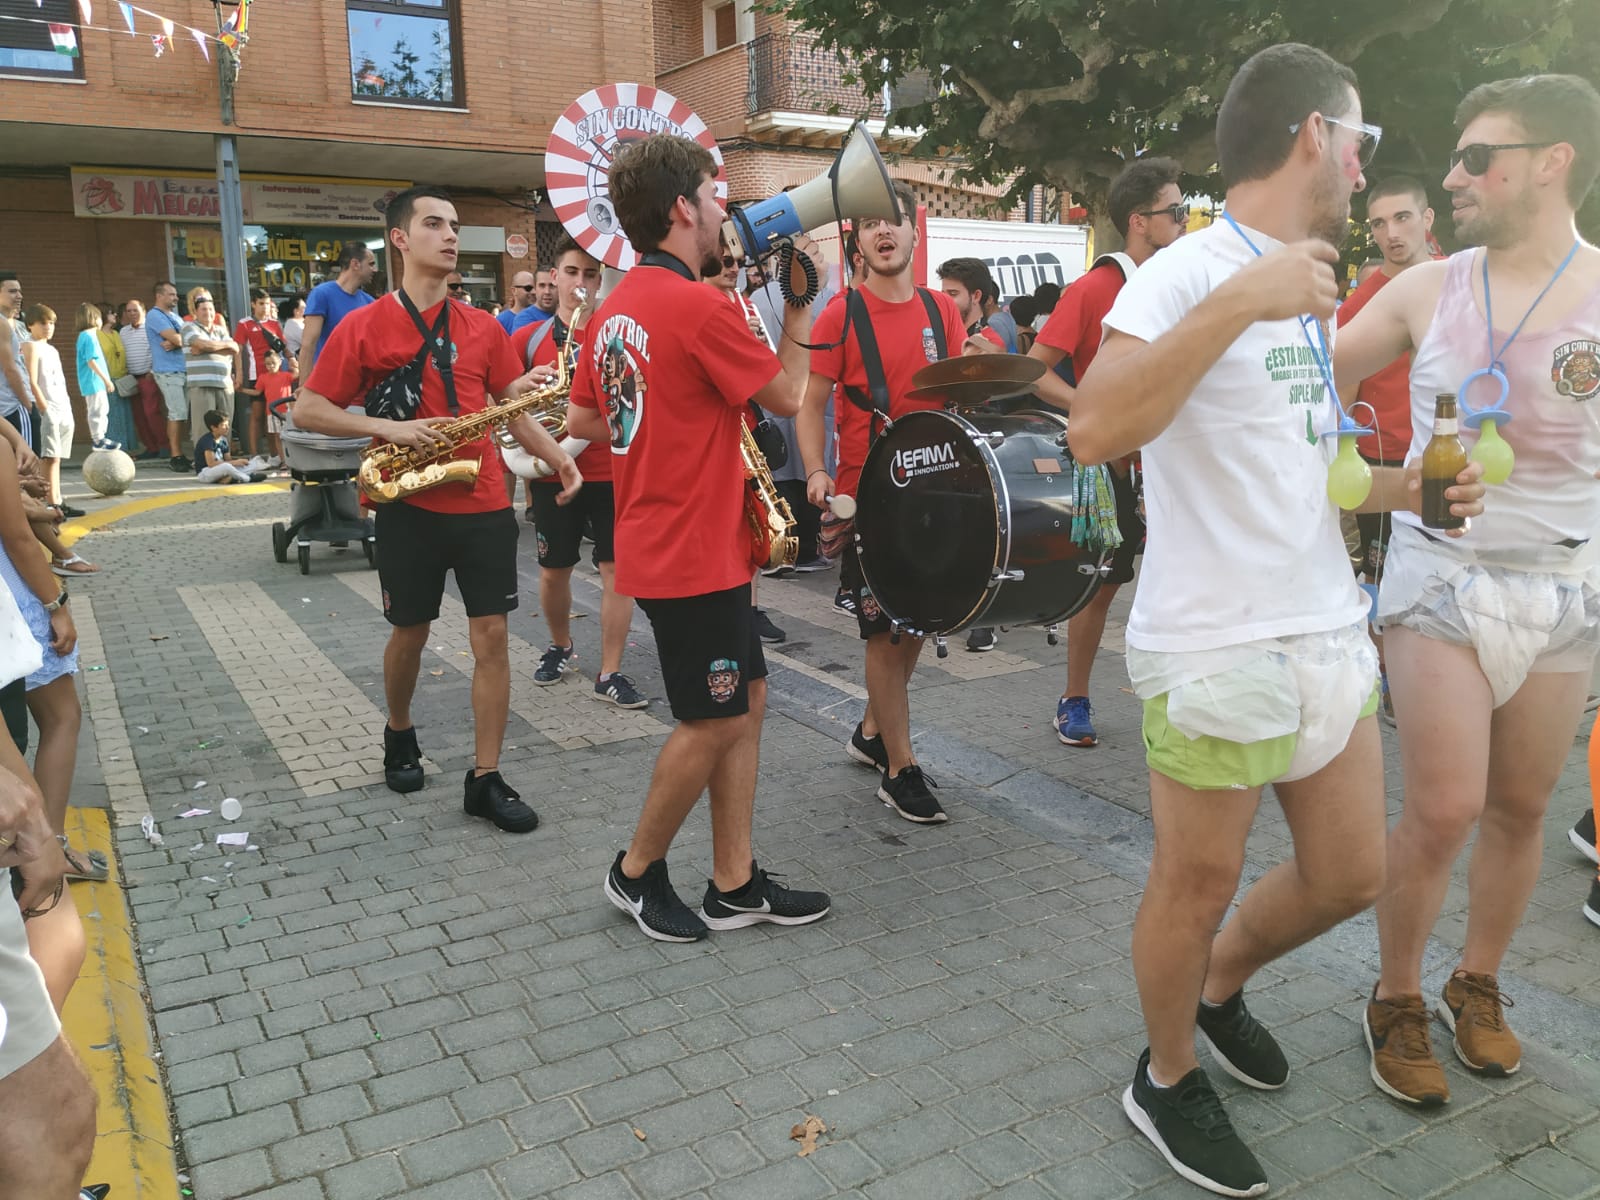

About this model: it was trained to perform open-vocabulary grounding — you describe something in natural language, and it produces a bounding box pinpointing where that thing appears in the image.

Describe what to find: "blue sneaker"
[1055,695,1097,747]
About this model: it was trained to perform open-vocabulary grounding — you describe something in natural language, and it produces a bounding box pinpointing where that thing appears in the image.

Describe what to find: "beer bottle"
[1420,393,1468,530]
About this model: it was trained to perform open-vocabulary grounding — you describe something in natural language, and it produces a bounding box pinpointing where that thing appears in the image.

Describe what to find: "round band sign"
[545,83,727,271]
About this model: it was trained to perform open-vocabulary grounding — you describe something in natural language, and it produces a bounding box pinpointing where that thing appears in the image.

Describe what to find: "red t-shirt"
[1337,270,1413,461]
[809,286,966,498]
[307,292,522,514]
[1035,262,1126,379]
[257,370,294,404]
[511,316,610,484]
[569,264,781,599]
[234,317,287,386]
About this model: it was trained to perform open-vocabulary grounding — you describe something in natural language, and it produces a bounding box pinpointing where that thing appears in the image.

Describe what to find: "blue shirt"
[146,308,186,374]
[509,305,554,333]
[75,330,109,396]
[305,281,374,354]
[194,431,228,472]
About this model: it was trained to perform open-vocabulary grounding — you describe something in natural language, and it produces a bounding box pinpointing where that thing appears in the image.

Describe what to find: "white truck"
[920,216,1092,300]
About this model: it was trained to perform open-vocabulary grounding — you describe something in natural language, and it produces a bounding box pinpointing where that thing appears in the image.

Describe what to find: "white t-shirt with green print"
[1102,219,1368,655]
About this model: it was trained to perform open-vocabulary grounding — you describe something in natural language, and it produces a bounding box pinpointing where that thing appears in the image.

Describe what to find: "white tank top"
[1401,249,1600,567]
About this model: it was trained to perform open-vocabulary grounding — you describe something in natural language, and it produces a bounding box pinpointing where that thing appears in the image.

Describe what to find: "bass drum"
[855,408,1106,636]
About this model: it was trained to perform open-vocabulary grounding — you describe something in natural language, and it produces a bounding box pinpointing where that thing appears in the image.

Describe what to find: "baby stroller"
[268,398,377,575]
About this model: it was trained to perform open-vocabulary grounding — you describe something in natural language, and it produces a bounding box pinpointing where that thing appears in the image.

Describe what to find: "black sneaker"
[846,722,887,771]
[965,626,997,652]
[1123,1048,1269,1198]
[760,563,794,578]
[1584,877,1600,930]
[753,607,786,644]
[833,587,857,616]
[170,454,191,473]
[877,764,946,824]
[462,769,539,833]
[699,861,831,930]
[1196,990,1289,1090]
[604,852,708,942]
[594,672,648,709]
[383,724,424,793]
[1571,809,1598,866]
[534,642,574,685]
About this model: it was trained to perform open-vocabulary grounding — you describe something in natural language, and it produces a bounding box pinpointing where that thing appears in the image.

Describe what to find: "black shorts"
[638,584,768,720]
[374,502,519,627]
[840,541,897,640]
[1103,465,1144,587]
[528,480,615,568]
[1354,456,1405,582]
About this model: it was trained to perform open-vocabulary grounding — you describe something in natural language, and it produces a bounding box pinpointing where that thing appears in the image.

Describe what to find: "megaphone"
[725,121,901,262]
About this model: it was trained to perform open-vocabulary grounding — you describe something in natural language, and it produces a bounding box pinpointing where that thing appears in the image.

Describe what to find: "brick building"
[0,0,649,439]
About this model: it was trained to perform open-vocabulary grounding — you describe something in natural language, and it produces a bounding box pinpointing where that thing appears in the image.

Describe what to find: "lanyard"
[1221,213,1346,443]
[1458,241,1579,422]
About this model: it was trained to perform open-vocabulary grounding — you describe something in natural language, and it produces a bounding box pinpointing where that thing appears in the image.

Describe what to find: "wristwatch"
[44,586,68,613]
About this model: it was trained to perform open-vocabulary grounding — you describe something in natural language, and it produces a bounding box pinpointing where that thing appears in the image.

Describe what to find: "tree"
[773,0,1600,243]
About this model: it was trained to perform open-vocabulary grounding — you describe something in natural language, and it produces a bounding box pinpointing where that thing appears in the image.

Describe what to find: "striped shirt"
[120,323,151,374]
[182,319,235,389]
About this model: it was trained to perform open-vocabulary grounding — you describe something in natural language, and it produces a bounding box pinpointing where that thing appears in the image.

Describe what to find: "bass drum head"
[855,410,998,633]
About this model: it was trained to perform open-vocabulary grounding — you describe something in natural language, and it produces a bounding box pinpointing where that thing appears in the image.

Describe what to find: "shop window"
[346,0,461,107]
[0,0,87,82]
[170,225,390,323]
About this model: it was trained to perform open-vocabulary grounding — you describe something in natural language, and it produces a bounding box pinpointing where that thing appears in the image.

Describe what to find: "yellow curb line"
[60,482,289,550]
[63,808,180,1199]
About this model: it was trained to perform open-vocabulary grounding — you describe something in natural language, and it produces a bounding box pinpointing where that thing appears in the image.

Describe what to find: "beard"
[698,253,724,280]
[1452,184,1535,249]
[1308,156,1353,249]
[865,239,914,279]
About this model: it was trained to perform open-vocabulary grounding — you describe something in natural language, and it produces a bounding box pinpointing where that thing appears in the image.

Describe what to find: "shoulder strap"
[916,288,948,360]
[842,289,891,422]
[522,317,557,370]
[398,291,459,415]
[1090,252,1137,280]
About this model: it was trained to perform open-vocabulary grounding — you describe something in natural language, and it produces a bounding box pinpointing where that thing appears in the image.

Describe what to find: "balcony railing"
[746,31,885,120]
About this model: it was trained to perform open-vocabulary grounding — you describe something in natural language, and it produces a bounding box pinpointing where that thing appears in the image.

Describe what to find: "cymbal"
[906,353,1045,406]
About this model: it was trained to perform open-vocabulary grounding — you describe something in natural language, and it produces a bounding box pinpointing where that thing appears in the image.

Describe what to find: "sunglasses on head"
[195,296,214,303]
[1133,203,1191,224]
[1449,141,1555,176]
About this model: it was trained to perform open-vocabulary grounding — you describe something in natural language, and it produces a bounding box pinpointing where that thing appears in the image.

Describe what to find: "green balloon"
[1328,433,1373,510]
[1470,417,1515,485]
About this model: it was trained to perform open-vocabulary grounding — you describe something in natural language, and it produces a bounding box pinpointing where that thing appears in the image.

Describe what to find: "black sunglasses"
[1450,142,1555,176]
[1133,203,1190,224]
[447,282,467,290]
[194,296,214,303]
[720,255,738,269]
[513,283,535,291]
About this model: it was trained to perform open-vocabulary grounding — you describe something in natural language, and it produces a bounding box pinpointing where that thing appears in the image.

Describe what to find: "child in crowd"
[74,303,120,452]
[256,349,294,466]
[20,306,75,509]
[193,410,266,486]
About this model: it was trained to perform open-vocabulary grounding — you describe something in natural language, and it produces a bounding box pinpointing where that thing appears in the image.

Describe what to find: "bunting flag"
[48,21,79,55]
[189,25,206,59]
[119,2,133,34]
[77,0,90,24]
[159,15,172,35]
[150,32,165,55]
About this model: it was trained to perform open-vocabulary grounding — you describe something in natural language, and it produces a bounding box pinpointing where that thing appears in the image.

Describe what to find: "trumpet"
[358,309,581,503]
[500,293,592,479]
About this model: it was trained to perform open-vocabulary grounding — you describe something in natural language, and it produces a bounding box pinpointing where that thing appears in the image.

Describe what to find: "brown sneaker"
[1438,969,1520,1076]
[1364,988,1449,1106]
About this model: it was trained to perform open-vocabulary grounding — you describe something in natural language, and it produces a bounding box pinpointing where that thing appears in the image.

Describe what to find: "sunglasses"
[194,296,214,304]
[1291,114,1384,168]
[720,255,738,269]
[514,283,535,291]
[447,283,467,291]
[1134,203,1191,224]
[1449,141,1556,176]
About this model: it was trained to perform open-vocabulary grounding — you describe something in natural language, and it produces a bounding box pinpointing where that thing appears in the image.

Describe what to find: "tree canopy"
[773,0,1600,244]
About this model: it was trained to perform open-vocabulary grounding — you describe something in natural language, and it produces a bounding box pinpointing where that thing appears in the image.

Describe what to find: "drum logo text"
[891,441,958,487]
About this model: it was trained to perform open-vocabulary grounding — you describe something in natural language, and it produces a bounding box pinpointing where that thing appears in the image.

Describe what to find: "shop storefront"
[72,168,404,317]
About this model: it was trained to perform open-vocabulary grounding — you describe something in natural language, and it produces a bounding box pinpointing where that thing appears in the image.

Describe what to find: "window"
[0,0,86,82]
[346,0,461,107]
[704,0,750,55]
[712,3,736,50]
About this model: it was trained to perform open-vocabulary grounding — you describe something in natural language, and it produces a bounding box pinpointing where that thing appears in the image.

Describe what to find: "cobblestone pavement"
[66,481,1600,1200]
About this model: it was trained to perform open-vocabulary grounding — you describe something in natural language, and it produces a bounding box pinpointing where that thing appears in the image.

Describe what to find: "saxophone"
[742,418,798,571]
[358,320,578,504]
[499,295,589,479]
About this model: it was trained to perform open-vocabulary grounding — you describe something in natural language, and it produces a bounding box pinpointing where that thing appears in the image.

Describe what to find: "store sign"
[71,169,404,225]
[505,234,529,259]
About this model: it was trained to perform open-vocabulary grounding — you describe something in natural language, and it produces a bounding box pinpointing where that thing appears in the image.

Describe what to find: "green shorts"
[1142,687,1380,791]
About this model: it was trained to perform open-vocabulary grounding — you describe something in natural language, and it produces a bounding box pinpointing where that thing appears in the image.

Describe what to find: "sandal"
[59,837,110,883]
[51,556,99,576]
